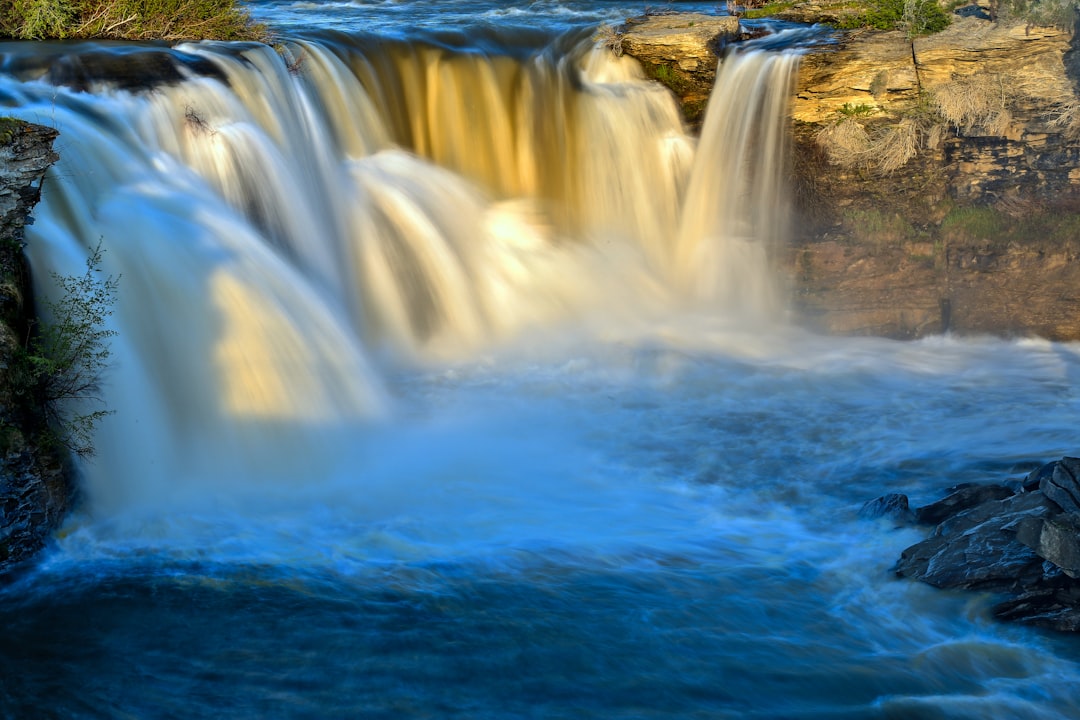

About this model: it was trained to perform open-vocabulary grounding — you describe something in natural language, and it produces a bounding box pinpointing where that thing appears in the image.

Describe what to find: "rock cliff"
[0,119,70,570]
[626,11,1080,340]
[791,17,1080,339]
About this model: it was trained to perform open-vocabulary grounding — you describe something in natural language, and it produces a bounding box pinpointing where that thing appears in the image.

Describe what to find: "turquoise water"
[1,3,1080,718]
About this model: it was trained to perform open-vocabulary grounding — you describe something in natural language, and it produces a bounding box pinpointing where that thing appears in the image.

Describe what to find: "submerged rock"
[882,457,1080,632]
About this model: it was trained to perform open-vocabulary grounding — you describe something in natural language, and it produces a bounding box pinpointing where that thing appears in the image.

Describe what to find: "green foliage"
[0,0,266,40]
[19,243,118,458]
[840,0,951,36]
[742,1,796,19]
[996,0,1079,28]
[939,206,1004,242]
[838,102,879,118]
[843,207,917,246]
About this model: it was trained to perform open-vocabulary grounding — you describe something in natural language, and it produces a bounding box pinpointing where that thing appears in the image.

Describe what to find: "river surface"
[2,2,1080,718]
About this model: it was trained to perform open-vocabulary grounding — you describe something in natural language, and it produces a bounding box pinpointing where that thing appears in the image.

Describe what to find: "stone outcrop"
[872,457,1080,632]
[619,13,742,125]
[0,119,70,570]
[788,17,1080,339]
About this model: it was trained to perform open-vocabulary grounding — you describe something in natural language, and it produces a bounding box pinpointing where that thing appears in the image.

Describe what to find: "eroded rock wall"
[790,18,1080,340]
[0,119,70,569]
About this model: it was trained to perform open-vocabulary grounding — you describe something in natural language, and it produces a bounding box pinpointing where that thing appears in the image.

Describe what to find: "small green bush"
[19,243,118,458]
[0,0,266,40]
[996,0,1079,28]
[841,0,951,36]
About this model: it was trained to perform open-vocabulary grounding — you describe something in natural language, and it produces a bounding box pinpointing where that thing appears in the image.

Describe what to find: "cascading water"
[3,8,1080,718]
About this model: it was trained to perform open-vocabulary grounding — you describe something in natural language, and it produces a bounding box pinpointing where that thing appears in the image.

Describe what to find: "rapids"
[2,3,1080,718]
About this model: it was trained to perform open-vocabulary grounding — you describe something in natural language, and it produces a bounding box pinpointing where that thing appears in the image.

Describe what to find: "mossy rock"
[0,117,25,146]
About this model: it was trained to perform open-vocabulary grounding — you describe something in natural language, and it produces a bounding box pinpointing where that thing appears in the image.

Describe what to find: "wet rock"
[1020,461,1056,493]
[914,483,1015,526]
[994,586,1080,632]
[1013,515,1080,579]
[895,492,1052,591]
[860,492,915,523]
[1041,457,1080,515]
[886,456,1080,631]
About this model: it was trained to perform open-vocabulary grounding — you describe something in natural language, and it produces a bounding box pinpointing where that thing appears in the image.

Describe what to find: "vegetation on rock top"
[0,0,267,41]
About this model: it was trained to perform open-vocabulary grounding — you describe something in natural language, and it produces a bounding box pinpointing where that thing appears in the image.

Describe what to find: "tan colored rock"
[793,30,920,124]
[620,14,740,73]
[619,13,741,127]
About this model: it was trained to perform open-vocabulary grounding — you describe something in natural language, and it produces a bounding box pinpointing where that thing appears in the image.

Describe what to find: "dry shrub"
[815,117,871,167]
[1048,100,1080,139]
[930,74,1012,136]
[815,116,930,175]
[875,118,920,175]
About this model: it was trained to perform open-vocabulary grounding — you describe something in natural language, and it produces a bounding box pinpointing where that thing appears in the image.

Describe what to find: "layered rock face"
[618,13,742,126]
[790,18,1080,339]
[0,119,70,570]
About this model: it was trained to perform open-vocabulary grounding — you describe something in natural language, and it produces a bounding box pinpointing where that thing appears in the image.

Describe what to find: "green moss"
[644,63,692,95]
[940,206,1003,242]
[843,207,917,246]
[0,118,22,146]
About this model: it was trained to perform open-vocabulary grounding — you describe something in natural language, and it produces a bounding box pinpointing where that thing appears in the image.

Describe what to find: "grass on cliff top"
[0,0,267,41]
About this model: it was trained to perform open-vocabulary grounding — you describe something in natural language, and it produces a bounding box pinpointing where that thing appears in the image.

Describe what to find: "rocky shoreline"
[864,457,1080,632]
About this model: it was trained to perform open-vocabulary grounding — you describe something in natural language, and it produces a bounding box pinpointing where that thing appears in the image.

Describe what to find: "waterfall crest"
[0,35,799,508]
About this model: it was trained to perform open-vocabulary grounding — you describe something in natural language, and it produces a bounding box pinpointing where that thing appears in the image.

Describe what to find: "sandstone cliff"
[791,16,1080,339]
[0,119,70,570]
[626,12,1080,340]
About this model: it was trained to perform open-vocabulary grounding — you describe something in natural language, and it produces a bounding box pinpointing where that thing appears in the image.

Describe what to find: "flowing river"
[2,2,1080,717]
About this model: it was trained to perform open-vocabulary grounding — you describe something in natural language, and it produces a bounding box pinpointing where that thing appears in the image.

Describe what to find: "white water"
[3,26,1080,720]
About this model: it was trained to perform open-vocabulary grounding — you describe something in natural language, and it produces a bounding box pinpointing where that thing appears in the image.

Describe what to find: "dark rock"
[1041,457,1080,515]
[994,586,1080,632]
[859,493,914,523]
[914,483,1015,526]
[1012,514,1080,579]
[1021,461,1056,493]
[895,492,1054,591]
[0,120,71,572]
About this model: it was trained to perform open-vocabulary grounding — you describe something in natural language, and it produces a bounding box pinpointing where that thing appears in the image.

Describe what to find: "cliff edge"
[0,119,70,570]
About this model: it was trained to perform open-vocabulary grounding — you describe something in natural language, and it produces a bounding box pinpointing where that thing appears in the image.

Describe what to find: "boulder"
[859,492,915,523]
[1040,457,1080,515]
[914,483,1015,526]
[888,456,1080,631]
[895,492,1052,591]
[1013,514,1080,578]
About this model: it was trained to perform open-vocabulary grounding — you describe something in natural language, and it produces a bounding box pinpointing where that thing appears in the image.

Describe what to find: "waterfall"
[0,35,799,514]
